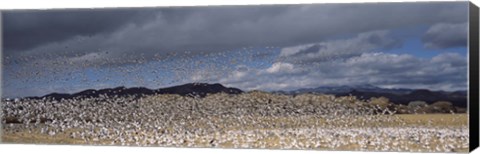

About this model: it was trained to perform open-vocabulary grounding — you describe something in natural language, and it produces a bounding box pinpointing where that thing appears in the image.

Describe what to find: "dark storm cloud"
[2,8,158,52]
[277,30,401,64]
[292,44,326,57]
[1,2,468,67]
[421,22,468,49]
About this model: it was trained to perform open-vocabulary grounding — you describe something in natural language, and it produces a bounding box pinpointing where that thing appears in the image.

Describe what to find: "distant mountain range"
[275,84,467,107]
[20,83,467,108]
[282,84,414,95]
[24,83,243,100]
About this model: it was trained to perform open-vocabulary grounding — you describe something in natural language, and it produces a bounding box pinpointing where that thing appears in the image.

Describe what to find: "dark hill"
[156,83,242,97]
[27,83,243,100]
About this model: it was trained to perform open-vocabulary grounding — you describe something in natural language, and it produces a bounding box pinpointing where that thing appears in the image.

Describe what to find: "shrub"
[455,107,467,113]
[430,101,455,113]
[369,97,390,109]
[394,105,409,114]
[408,101,427,108]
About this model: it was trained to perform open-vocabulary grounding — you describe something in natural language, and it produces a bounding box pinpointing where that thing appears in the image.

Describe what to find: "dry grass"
[395,114,467,127]
[2,128,84,145]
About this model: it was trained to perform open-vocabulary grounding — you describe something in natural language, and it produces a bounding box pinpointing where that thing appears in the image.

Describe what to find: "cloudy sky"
[1,2,469,98]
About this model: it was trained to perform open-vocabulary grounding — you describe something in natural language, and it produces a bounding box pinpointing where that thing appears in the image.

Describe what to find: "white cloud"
[219,52,467,92]
[265,62,295,74]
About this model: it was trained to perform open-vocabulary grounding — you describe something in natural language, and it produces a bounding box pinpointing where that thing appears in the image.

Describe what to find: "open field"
[1,92,469,152]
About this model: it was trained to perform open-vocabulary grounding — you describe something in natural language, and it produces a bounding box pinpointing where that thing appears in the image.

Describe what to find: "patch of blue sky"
[386,38,467,59]
[385,25,467,59]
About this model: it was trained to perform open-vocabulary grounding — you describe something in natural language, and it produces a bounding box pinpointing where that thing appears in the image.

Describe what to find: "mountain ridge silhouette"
[21,83,466,107]
[25,83,243,100]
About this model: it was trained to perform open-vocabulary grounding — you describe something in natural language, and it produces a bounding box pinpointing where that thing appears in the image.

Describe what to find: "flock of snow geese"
[1,92,469,152]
